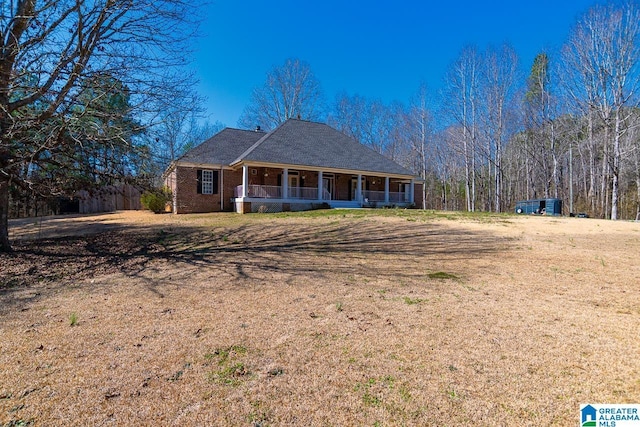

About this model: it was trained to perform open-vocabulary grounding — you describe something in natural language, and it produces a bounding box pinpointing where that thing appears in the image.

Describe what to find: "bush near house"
[140,187,172,213]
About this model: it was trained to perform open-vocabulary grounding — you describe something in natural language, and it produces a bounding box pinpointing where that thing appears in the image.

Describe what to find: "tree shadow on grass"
[0,219,510,312]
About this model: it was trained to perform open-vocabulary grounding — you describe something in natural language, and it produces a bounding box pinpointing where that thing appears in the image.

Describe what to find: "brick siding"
[167,166,242,213]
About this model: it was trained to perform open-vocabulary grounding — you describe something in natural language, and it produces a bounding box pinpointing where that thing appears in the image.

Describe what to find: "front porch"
[232,165,415,213]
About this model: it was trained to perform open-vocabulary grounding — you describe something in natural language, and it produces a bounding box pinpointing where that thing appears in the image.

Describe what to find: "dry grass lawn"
[1,209,639,426]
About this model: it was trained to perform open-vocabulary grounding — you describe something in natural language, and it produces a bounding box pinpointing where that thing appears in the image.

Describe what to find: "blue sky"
[192,1,596,127]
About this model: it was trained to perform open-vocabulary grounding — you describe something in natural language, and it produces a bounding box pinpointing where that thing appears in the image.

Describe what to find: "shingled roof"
[232,119,415,176]
[177,127,265,165]
[177,119,416,177]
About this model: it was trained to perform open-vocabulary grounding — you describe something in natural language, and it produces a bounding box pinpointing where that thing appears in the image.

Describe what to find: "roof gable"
[177,127,265,166]
[233,119,415,176]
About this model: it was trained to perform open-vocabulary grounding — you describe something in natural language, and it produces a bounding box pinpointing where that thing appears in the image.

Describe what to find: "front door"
[289,175,299,198]
[323,176,334,200]
[402,183,411,202]
[350,178,357,201]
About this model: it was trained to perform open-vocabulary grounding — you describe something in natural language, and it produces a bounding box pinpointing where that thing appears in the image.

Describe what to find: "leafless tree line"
[438,1,640,219]
[363,1,639,220]
[245,2,640,219]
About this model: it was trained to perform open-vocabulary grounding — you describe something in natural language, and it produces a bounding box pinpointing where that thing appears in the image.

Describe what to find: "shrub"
[69,312,78,326]
[141,187,172,213]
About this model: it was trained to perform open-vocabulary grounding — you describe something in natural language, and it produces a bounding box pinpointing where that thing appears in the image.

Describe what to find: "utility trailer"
[514,198,562,216]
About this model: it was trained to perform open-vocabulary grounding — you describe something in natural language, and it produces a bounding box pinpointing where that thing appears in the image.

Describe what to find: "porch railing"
[235,185,321,200]
[235,185,411,203]
[234,185,282,198]
[289,187,319,200]
[363,190,410,203]
[362,190,385,202]
[389,192,411,202]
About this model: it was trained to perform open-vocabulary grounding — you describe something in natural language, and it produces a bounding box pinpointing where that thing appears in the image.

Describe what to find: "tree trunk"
[495,146,501,212]
[611,110,622,220]
[525,136,531,200]
[576,143,586,207]
[420,115,427,211]
[602,124,608,218]
[470,86,477,212]
[587,114,597,214]
[0,176,11,252]
[601,128,610,219]
[471,153,476,212]
[463,133,471,212]
[461,83,472,212]
[551,121,559,198]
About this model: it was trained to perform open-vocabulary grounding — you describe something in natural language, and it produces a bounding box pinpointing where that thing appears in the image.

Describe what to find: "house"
[164,119,423,214]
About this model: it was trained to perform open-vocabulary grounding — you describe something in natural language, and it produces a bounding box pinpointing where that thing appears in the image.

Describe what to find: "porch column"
[384,177,390,204]
[317,170,323,201]
[242,165,249,197]
[220,166,224,211]
[410,179,415,204]
[357,174,362,203]
[282,168,288,199]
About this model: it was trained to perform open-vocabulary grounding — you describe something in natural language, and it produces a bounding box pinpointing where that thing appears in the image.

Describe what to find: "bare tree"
[407,83,433,210]
[481,44,519,212]
[0,0,201,251]
[442,46,481,211]
[151,90,225,176]
[238,58,325,130]
[631,117,640,220]
[329,92,367,142]
[149,114,224,185]
[561,1,640,219]
[329,92,393,154]
[157,93,206,165]
[524,52,561,199]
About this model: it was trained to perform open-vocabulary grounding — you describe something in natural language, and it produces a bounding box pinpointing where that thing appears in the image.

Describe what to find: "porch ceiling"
[233,162,416,180]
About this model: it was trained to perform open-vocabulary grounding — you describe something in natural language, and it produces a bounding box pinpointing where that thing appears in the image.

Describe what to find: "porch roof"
[231,119,416,177]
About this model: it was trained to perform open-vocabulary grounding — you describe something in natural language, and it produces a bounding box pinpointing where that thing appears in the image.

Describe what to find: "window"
[197,169,218,195]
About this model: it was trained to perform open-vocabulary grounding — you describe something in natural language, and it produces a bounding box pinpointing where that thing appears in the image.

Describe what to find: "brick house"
[164,119,423,214]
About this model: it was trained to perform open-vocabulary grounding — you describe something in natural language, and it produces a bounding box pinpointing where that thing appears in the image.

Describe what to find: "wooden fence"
[76,184,141,213]
[9,184,142,218]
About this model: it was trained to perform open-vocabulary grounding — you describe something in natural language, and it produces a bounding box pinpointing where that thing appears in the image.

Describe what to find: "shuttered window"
[197,169,218,195]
